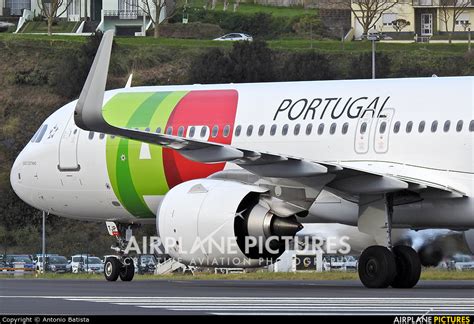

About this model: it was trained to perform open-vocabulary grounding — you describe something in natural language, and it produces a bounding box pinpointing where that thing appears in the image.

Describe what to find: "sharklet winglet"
[75,30,115,132]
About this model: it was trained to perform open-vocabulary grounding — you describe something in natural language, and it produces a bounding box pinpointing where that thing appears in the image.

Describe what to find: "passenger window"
[166,127,173,135]
[189,126,196,137]
[342,122,349,135]
[294,124,301,135]
[223,125,230,137]
[306,123,313,135]
[431,121,438,133]
[200,127,207,138]
[246,125,253,136]
[318,123,325,135]
[88,131,94,140]
[330,123,336,135]
[99,133,105,140]
[178,126,185,137]
[35,124,48,143]
[155,127,162,133]
[379,121,387,134]
[282,124,289,136]
[211,125,218,138]
[393,121,401,134]
[258,125,265,136]
[270,124,277,136]
[443,120,451,132]
[418,121,425,133]
[360,122,367,135]
[456,120,463,132]
[235,125,242,137]
[406,121,413,133]
[470,120,474,132]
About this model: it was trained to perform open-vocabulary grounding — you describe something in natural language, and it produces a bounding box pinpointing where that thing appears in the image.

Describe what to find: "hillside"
[1,34,473,256]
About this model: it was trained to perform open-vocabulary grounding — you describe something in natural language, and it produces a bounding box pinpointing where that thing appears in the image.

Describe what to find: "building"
[0,0,166,35]
[352,0,474,40]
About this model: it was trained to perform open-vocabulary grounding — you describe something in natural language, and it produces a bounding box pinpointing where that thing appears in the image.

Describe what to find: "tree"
[350,0,399,36]
[392,18,410,33]
[440,0,471,44]
[126,0,179,38]
[36,0,73,36]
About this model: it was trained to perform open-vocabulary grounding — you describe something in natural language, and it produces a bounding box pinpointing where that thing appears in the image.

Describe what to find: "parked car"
[5,255,35,271]
[451,254,474,271]
[44,255,70,273]
[33,253,58,272]
[70,254,103,273]
[213,33,253,42]
[82,256,104,274]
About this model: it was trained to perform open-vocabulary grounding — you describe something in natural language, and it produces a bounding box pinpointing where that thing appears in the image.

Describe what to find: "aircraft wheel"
[104,257,120,281]
[119,257,135,282]
[358,245,397,288]
[391,245,421,288]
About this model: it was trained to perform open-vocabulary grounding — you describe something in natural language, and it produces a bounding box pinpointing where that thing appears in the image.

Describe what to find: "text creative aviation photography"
[1,0,474,320]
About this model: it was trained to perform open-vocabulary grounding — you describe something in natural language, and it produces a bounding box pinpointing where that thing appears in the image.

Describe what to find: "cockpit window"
[35,124,48,143]
[30,128,40,143]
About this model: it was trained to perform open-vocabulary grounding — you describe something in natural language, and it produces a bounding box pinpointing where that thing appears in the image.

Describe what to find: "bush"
[170,7,301,39]
[188,40,275,83]
[14,67,49,85]
[158,22,223,39]
[279,51,333,81]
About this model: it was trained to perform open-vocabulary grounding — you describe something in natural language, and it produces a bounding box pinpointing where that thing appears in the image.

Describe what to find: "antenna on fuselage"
[125,73,133,88]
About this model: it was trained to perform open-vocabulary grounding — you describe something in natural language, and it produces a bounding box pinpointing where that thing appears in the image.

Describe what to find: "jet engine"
[157,179,303,267]
[463,229,474,254]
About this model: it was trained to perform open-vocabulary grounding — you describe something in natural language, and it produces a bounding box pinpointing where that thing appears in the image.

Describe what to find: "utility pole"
[469,27,472,53]
[368,30,380,79]
[372,39,376,79]
[42,211,46,273]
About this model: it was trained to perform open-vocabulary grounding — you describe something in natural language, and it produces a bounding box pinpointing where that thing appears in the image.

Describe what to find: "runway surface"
[1,279,474,315]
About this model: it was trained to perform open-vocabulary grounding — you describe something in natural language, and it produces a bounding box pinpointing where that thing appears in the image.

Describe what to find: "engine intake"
[157,179,303,267]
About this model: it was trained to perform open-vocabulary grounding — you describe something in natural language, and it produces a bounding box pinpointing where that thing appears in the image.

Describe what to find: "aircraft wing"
[75,31,465,204]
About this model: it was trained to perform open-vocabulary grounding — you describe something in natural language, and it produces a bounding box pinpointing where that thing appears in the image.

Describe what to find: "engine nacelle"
[463,229,474,254]
[157,179,303,268]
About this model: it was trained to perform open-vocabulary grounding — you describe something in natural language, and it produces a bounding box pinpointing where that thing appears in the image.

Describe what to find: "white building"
[1,0,167,35]
[352,0,474,40]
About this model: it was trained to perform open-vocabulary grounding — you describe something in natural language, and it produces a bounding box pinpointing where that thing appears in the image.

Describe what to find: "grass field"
[5,269,473,281]
[21,21,79,34]
[0,33,471,54]
[187,1,311,17]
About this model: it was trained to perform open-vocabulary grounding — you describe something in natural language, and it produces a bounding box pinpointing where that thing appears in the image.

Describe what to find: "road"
[1,279,473,315]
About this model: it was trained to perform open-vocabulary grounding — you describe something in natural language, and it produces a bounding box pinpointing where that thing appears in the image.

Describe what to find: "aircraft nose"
[10,150,24,196]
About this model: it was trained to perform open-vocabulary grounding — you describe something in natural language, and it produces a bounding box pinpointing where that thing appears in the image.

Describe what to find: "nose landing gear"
[104,221,137,282]
[358,193,421,289]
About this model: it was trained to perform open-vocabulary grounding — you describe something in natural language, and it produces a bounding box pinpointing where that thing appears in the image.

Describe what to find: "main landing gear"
[358,193,421,289]
[104,221,137,282]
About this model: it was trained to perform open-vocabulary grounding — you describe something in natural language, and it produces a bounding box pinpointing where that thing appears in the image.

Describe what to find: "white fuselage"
[10,76,474,228]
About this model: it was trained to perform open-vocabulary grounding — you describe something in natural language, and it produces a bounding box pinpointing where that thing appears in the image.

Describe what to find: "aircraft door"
[58,114,80,171]
[373,108,394,154]
[354,117,374,154]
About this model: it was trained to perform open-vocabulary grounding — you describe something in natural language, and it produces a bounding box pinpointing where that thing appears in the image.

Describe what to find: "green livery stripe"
[105,92,155,207]
[128,91,188,199]
[104,91,188,218]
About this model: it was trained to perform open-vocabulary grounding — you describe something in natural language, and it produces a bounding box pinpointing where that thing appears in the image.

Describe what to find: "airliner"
[10,31,474,288]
